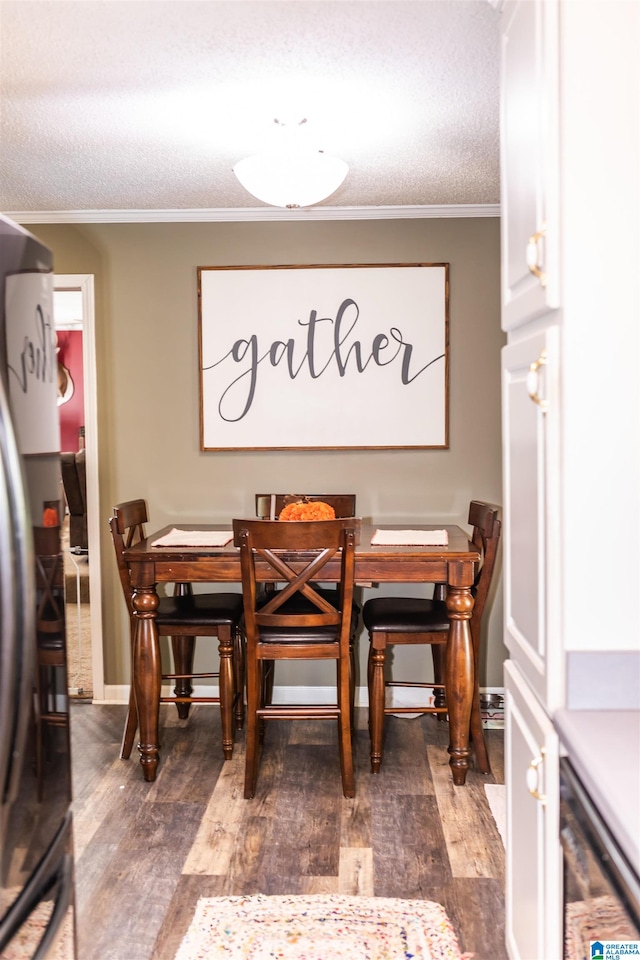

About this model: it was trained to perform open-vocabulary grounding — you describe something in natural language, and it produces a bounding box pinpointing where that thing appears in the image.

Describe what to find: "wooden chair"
[33,523,70,800]
[233,517,361,799]
[362,500,501,774]
[110,499,245,762]
[254,493,360,722]
[255,493,356,520]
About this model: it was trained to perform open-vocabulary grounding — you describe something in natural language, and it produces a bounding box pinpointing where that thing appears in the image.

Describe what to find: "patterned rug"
[174,894,470,959]
[565,895,639,959]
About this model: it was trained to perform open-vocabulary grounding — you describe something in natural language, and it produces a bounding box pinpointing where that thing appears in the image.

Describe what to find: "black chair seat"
[363,597,449,634]
[156,593,244,628]
[254,625,341,644]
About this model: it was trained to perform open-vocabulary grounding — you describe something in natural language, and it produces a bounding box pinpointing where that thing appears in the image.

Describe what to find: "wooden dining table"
[123,522,481,786]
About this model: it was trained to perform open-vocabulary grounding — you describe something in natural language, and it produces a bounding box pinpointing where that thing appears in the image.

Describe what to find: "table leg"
[445,584,475,786]
[132,586,161,782]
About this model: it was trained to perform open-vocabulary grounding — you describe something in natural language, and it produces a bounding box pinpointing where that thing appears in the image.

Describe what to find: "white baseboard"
[99,684,371,706]
[98,684,504,713]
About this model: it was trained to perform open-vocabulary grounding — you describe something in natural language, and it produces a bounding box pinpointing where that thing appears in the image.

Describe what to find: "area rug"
[0,897,74,960]
[174,894,471,960]
[565,895,640,959]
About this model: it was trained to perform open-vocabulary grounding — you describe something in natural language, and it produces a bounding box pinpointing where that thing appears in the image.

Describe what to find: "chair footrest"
[257,705,339,720]
[386,680,444,689]
[383,705,448,714]
[161,672,220,680]
[160,696,222,704]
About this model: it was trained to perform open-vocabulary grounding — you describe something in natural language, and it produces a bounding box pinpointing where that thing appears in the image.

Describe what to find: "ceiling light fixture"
[233,118,349,209]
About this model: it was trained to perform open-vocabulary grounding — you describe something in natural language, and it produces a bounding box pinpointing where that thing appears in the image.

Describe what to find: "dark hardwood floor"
[70,702,506,960]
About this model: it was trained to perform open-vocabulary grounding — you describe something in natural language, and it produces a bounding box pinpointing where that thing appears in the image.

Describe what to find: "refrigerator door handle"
[0,814,74,958]
[32,851,74,960]
[0,372,36,807]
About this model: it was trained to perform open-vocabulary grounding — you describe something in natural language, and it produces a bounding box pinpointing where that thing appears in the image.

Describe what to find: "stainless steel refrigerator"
[0,215,76,959]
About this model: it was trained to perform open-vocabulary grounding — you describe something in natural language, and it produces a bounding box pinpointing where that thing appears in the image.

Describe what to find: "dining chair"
[33,521,70,801]
[362,500,501,775]
[233,516,361,799]
[255,493,357,520]
[254,493,360,722]
[110,499,245,762]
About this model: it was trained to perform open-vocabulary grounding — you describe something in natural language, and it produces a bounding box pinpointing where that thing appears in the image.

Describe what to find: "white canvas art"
[198,263,449,450]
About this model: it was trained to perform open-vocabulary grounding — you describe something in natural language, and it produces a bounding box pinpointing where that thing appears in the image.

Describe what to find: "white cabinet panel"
[505,660,562,960]
[500,0,559,330]
[502,324,561,708]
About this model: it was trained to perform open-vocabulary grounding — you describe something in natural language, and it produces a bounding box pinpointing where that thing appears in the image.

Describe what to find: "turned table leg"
[132,586,161,782]
[445,584,475,786]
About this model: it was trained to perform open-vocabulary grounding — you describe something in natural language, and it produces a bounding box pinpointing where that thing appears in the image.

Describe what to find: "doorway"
[54,275,103,700]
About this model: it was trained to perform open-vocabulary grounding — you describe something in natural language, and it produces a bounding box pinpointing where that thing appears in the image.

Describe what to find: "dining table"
[123,522,481,786]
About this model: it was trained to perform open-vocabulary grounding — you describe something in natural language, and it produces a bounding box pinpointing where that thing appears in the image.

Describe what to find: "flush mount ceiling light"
[233,118,349,209]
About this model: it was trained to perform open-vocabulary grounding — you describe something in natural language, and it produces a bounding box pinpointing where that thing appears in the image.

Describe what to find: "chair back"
[33,525,65,639]
[255,493,356,519]
[233,518,360,640]
[109,499,149,617]
[467,500,502,633]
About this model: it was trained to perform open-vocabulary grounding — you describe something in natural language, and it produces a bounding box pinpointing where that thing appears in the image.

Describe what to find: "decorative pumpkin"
[278,500,336,521]
[42,507,59,527]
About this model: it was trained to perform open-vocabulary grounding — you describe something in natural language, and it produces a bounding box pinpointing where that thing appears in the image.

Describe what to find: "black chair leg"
[172,635,195,719]
[431,645,447,720]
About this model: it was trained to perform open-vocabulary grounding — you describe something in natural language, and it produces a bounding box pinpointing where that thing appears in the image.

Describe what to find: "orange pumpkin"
[278,500,336,521]
[42,507,59,527]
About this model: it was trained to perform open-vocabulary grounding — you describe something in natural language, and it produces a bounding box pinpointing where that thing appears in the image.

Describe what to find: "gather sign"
[198,263,449,451]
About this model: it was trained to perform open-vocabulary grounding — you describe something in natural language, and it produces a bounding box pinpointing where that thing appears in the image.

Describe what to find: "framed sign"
[198,263,449,451]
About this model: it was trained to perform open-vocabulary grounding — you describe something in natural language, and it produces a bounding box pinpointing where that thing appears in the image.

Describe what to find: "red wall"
[57,330,85,453]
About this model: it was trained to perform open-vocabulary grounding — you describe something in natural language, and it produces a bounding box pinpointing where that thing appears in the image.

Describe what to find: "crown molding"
[7,203,500,224]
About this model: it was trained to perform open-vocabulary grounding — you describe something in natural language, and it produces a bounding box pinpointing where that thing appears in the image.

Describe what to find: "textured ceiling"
[0,0,501,219]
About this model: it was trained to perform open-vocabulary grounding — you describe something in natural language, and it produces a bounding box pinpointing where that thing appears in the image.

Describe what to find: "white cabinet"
[499,2,562,956]
[500,2,640,958]
[500,0,560,331]
[504,661,561,960]
[502,323,562,960]
[501,323,562,710]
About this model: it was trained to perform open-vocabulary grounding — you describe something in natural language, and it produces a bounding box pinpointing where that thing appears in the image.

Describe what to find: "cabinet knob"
[527,349,549,411]
[526,752,547,805]
[526,225,547,287]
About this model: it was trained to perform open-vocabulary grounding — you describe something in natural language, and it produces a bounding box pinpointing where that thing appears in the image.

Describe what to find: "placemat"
[371,528,449,546]
[151,528,233,548]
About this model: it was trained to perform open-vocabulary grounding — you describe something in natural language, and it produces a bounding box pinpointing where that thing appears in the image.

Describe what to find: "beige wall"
[30,217,507,694]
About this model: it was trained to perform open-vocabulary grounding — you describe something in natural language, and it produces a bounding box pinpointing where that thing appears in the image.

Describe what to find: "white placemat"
[371,529,449,546]
[151,528,233,548]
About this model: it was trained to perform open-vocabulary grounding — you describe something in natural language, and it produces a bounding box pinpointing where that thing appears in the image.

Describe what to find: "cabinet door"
[504,660,561,960]
[502,324,561,710]
[500,0,559,330]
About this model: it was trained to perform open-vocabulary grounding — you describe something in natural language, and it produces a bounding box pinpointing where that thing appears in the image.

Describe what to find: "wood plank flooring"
[70,702,507,960]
